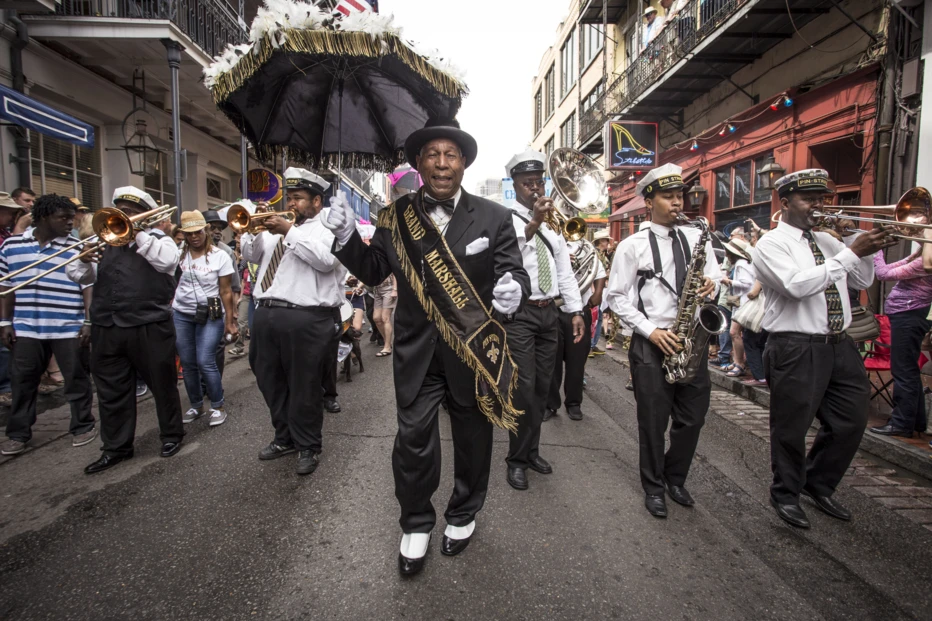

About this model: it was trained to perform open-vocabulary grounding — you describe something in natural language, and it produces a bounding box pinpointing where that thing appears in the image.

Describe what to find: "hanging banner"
[0,84,95,147]
[239,168,283,204]
[604,120,658,170]
[501,178,553,208]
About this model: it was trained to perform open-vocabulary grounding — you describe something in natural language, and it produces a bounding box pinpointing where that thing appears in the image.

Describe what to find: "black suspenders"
[636,229,691,314]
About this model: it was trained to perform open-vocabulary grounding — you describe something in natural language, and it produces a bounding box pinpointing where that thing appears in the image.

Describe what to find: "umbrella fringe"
[253,143,406,173]
[210,30,467,105]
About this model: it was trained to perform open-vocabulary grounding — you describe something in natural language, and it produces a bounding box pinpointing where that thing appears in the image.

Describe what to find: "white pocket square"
[465,237,490,256]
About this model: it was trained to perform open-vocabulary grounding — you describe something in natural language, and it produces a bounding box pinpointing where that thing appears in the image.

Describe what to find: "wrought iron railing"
[52,0,246,58]
[579,0,748,143]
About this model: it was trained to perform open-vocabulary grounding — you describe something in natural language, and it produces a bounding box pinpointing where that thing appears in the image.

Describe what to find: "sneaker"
[208,408,227,427]
[590,347,605,356]
[72,427,98,447]
[136,381,148,398]
[228,346,246,357]
[0,392,11,407]
[182,407,205,424]
[296,450,320,475]
[0,439,26,455]
[259,442,296,460]
[606,343,614,350]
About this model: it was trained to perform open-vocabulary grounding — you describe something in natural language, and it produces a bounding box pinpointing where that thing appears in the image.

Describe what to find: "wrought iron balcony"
[52,0,246,58]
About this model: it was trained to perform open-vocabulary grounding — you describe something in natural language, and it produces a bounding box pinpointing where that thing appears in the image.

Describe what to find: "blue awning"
[0,85,94,147]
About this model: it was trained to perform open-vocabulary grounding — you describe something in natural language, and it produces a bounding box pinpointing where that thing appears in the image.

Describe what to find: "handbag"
[732,293,766,333]
[848,305,880,342]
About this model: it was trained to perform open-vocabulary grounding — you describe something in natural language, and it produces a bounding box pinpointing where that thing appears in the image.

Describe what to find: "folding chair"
[861,314,893,407]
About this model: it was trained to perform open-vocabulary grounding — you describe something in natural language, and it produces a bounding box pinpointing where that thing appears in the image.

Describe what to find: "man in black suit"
[324,120,530,576]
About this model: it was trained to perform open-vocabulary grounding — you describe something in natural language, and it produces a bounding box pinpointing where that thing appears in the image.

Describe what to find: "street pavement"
[1,345,931,620]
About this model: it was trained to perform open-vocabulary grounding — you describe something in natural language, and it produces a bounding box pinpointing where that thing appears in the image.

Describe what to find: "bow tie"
[424,195,456,216]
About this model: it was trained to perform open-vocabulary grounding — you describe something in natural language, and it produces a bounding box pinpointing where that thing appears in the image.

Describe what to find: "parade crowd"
[1,120,930,577]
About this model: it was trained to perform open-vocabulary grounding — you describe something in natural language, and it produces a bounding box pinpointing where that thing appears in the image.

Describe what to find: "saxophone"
[662,215,728,384]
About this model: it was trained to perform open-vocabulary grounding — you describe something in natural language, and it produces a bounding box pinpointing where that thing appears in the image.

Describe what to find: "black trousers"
[628,333,709,496]
[322,333,339,400]
[764,333,869,504]
[888,307,931,431]
[743,328,769,381]
[91,320,184,457]
[249,305,339,452]
[365,294,381,341]
[6,337,94,442]
[394,346,494,533]
[547,307,593,410]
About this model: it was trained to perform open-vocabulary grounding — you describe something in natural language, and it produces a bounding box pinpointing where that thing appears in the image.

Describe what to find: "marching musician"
[80,187,185,473]
[547,236,606,421]
[754,169,894,528]
[242,168,346,477]
[325,120,530,576]
[605,164,722,518]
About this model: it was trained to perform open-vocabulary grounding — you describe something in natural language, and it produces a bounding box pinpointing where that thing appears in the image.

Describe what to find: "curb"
[601,344,932,481]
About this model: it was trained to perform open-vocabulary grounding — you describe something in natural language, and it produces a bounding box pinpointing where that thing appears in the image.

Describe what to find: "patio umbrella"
[204,2,468,172]
[388,164,422,192]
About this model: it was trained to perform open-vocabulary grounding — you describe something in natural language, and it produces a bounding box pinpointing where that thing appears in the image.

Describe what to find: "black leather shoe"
[398,533,430,577]
[542,408,557,422]
[84,453,132,474]
[663,479,695,507]
[802,488,851,521]
[323,398,341,413]
[296,450,320,475]
[868,423,913,438]
[771,498,810,528]
[645,494,667,518]
[258,442,296,461]
[507,466,528,490]
[528,455,553,474]
[160,441,182,457]
[440,534,471,557]
[567,405,583,421]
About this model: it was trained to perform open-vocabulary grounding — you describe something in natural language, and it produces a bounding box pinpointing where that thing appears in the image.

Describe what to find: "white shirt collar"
[649,222,673,237]
[510,202,532,218]
[776,219,806,240]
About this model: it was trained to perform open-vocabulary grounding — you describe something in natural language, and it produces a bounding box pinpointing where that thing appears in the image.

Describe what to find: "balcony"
[579,0,828,153]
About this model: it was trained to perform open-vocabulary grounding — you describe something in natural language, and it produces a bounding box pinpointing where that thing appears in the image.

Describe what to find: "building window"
[29,131,103,209]
[144,153,176,206]
[582,81,604,114]
[581,24,604,68]
[714,151,774,212]
[561,29,577,96]
[561,113,576,148]
[545,65,555,119]
[206,175,228,208]
[544,136,555,157]
[534,88,543,134]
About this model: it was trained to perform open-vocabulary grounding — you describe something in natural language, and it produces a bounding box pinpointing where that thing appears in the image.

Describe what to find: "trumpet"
[0,204,177,296]
[227,204,296,234]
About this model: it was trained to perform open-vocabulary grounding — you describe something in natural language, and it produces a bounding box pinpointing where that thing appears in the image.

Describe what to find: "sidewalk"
[599,342,932,533]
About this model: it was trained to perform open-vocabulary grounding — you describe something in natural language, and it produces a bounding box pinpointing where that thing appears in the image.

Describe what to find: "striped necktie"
[535,234,553,294]
[803,231,845,333]
[260,238,285,292]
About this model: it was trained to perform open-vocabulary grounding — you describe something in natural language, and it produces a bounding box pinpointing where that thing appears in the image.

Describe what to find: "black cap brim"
[404,126,478,170]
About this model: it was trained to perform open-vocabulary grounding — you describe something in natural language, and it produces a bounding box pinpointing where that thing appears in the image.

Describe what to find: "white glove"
[492,272,522,315]
[321,190,355,246]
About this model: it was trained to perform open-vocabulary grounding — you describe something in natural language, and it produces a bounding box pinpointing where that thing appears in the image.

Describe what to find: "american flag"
[334,0,378,16]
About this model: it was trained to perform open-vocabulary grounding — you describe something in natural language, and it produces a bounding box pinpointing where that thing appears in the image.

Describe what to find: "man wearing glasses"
[503,149,585,491]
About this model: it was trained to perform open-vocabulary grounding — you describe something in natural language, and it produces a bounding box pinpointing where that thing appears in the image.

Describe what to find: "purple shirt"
[873,252,932,314]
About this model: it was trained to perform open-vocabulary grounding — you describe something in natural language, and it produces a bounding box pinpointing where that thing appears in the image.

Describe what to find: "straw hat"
[70,197,92,213]
[0,192,25,210]
[723,237,753,262]
[179,210,208,233]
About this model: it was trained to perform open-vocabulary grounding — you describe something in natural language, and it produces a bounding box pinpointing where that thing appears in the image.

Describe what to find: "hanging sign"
[605,121,658,170]
[239,168,283,204]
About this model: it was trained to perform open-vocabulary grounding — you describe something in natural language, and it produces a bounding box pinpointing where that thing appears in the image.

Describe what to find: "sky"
[384,0,571,191]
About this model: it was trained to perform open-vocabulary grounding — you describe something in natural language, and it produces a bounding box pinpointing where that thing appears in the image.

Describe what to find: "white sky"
[384,0,571,191]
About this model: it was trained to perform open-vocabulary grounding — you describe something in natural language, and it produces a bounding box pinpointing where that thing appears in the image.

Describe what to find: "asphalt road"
[0,344,930,620]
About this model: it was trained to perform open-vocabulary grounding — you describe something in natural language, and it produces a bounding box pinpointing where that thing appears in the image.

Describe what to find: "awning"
[0,85,94,148]
[608,195,646,222]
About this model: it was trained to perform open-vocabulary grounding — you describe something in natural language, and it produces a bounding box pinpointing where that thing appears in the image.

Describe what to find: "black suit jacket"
[334,190,530,409]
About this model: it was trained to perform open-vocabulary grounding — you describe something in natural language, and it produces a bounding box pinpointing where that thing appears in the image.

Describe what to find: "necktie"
[424,196,456,217]
[535,234,553,294]
[671,230,686,295]
[803,231,845,333]
[260,238,285,292]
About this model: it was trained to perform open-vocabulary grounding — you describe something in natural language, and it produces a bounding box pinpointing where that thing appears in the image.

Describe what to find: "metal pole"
[163,39,184,221]
[240,134,248,198]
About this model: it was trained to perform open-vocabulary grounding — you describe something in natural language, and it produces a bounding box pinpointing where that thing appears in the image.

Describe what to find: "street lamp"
[123,118,161,177]
[686,179,707,209]
[756,157,785,192]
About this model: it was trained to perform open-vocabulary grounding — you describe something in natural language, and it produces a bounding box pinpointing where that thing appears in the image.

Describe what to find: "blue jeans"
[174,311,225,409]
[889,307,932,431]
[717,306,732,364]
[592,308,603,349]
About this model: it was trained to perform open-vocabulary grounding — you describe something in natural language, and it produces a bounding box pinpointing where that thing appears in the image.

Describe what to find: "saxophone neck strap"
[636,228,692,315]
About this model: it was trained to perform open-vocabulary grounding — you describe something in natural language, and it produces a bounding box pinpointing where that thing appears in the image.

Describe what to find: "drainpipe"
[8,12,31,187]
[874,15,896,205]
[240,134,248,197]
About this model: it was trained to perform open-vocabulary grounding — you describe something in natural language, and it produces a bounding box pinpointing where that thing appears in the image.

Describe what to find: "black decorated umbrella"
[205,4,468,172]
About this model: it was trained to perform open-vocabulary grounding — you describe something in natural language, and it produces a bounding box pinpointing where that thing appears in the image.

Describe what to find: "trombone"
[0,204,177,296]
[227,204,296,234]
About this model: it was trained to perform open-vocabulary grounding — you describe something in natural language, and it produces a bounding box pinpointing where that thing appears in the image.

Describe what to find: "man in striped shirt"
[0,194,96,456]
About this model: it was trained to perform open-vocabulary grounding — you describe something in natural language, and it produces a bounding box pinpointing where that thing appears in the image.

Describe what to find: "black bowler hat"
[404,118,478,170]
[203,209,228,231]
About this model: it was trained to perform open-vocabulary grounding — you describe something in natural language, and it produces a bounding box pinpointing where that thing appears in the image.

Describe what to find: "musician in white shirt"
[241,167,347,477]
[502,150,584,491]
[605,164,721,518]
[754,169,894,528]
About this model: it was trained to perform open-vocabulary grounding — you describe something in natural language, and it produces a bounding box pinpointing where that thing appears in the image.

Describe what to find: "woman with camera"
[174,211,238,427]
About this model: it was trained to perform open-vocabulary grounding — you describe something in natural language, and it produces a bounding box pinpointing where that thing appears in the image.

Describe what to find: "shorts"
[374,283,396,310]
[346,293,365,311]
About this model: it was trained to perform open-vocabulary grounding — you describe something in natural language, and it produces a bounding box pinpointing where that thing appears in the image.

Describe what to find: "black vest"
[90,235,177,327]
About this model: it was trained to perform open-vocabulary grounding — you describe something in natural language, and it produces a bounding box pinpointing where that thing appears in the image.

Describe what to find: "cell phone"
[743,220,753,234]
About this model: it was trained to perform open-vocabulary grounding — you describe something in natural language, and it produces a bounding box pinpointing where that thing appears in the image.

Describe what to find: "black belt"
[257,299,339,317]
[526,298,553,307]
[770,331,848,344]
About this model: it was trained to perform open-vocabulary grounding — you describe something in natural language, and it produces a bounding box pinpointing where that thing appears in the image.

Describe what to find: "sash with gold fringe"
[379,192,522,432]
